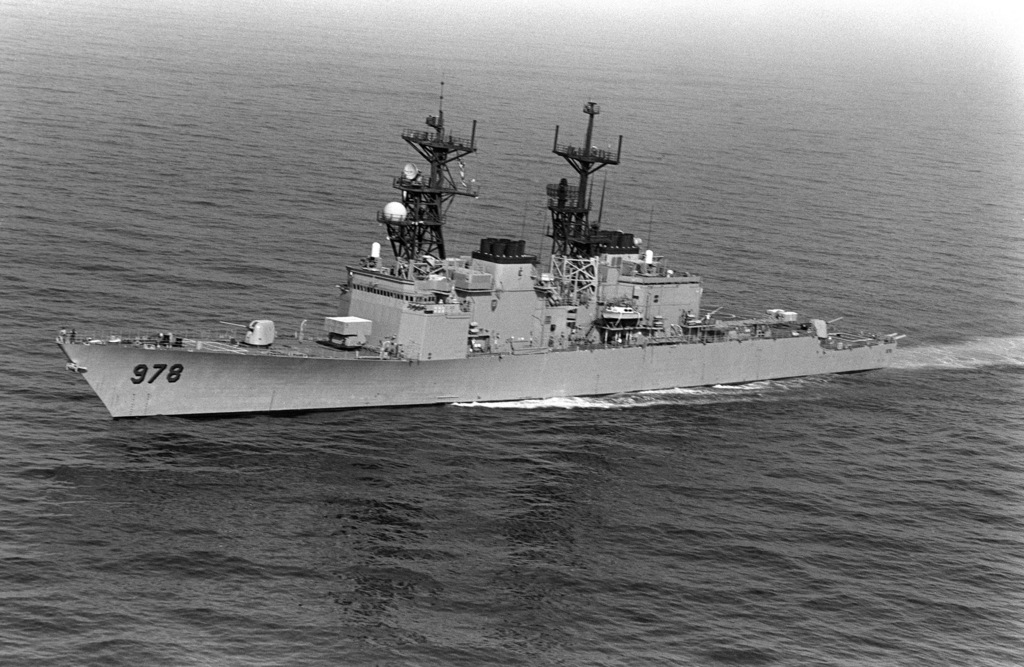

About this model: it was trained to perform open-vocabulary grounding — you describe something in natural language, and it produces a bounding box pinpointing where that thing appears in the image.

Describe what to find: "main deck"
[58,317,893,365]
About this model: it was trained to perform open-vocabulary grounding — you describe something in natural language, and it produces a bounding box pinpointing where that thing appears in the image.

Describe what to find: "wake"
[453,378,820,411]
[890,336,1024,371]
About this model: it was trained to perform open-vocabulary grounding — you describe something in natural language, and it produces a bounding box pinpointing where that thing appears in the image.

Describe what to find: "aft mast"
[546,102,623,305]
[378,83,479,280]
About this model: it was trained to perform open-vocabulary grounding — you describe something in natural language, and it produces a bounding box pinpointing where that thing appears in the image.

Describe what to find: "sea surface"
[3,1,1024,664]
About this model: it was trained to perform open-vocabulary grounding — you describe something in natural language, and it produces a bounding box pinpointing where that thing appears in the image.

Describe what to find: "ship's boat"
[57,100,901,418]
[602,305,642,324]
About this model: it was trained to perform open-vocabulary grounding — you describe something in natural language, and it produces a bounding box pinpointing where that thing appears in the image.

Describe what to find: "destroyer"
[59,101,900,418]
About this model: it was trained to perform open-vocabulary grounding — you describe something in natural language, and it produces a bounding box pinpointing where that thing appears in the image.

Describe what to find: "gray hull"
[60,336,895,418]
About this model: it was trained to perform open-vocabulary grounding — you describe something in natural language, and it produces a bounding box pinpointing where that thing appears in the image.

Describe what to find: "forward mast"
[378,84,479,280]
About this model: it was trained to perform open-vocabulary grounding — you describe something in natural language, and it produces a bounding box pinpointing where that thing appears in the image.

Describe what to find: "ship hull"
[59,337,896,418]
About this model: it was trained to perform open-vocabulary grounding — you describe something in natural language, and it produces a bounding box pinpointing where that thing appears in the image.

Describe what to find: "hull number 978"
[130,363,184,384]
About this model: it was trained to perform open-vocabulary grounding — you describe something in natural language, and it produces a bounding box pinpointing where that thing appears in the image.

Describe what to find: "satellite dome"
[402,163,419,180]
[383,201,407,222]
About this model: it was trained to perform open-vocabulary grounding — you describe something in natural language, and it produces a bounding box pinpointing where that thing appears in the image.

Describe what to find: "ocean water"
[3,0,1024,664]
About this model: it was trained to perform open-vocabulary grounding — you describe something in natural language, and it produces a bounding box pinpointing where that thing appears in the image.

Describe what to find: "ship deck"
[57,321,893,361]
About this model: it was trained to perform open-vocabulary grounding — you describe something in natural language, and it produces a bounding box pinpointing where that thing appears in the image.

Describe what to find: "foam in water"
[892,337,1024,370]
[453,378,817,410]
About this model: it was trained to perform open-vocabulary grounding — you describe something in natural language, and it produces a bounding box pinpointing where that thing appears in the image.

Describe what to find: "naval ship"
[58,101,901,418]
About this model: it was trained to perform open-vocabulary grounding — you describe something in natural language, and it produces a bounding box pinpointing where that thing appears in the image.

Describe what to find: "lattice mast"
[379,86,478,279]
[546,102,623,303]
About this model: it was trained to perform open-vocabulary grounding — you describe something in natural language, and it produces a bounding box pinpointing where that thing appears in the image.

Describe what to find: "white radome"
[383,201,407,222]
